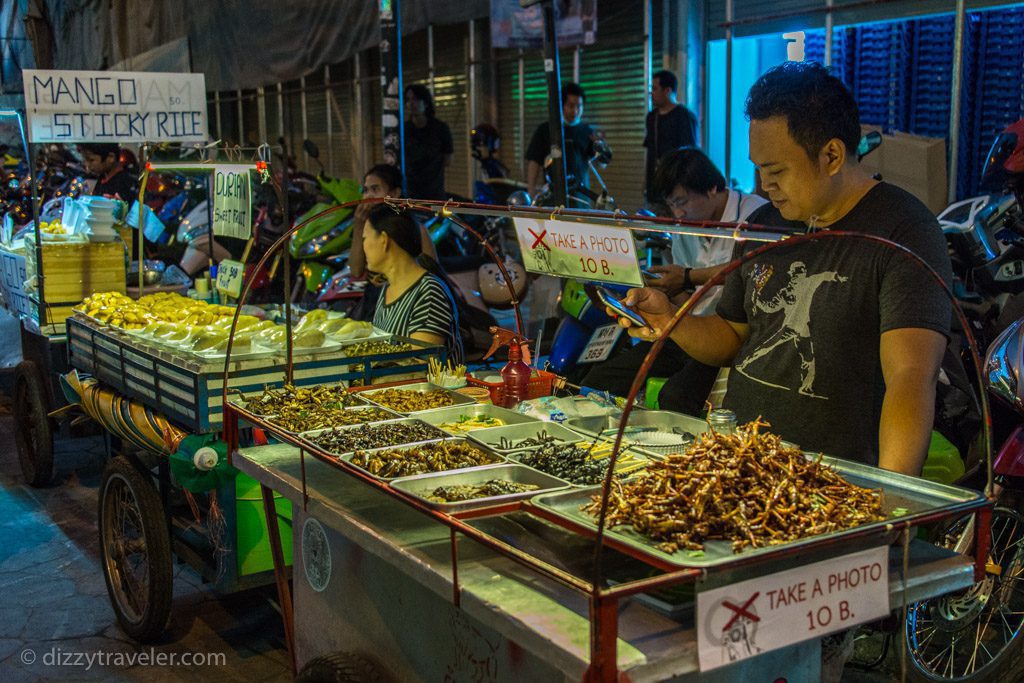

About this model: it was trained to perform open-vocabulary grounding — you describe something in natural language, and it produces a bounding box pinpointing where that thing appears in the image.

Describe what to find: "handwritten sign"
[578,324,623,364]
[21,69,208,143]
[212,165,252,239]
[512,218,643,286]
[696,546,889,671]
[0,249,31,320]
[215,259,245,299]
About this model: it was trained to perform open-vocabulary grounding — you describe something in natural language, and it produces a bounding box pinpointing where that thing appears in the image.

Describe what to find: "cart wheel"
[906,507,1024,682]
[12,360,54,487]
[296,652,389,683]
[98,456,173,643]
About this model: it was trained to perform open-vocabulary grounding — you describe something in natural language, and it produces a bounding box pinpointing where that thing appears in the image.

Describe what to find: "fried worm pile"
[583,419,885,553]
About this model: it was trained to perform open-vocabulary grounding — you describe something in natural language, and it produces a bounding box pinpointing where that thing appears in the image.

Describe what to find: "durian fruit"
[191,328,229,352]
[296,308,329,331]
[320,318,349,335]
[293,329,325,349]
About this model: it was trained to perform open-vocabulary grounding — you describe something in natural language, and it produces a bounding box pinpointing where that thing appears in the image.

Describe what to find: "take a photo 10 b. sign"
[512,217,644,286]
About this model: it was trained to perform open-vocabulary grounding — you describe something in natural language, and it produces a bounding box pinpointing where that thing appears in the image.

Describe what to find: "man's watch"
[683,267,693,290]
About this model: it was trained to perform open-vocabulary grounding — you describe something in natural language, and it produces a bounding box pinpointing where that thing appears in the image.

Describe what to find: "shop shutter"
[706,0,1022,40]
[494,0,648,210]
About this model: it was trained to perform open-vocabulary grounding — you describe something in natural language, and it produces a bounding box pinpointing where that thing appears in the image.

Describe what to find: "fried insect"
[365,388,455,412]
[496,429,568,451]
[349,441,499,478]
[583,419,886,553]
[270,407,394,433]
[516,441,645,485]
[426,480,540,503]
[247,384,365,416]
[343,340,415,357]
[306,421,445,453]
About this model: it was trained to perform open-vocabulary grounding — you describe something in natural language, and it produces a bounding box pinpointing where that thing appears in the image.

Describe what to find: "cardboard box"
[859,125,949,214]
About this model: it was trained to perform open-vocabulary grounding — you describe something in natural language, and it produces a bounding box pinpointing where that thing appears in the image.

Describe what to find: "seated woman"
[363,204,464,364]
[349,164,435,322]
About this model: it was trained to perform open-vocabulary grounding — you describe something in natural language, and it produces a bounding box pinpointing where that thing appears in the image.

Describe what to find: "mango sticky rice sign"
[22,69,209,143]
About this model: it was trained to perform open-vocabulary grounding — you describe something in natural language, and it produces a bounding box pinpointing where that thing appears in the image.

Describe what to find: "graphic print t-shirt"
[373,273,464,364]
[715,183,952,465]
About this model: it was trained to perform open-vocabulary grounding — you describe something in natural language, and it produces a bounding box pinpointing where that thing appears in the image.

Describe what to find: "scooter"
[903,118,1024,681]
[287,140,361,300]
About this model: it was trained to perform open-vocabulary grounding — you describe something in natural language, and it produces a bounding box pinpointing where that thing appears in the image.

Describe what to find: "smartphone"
[595,287,647,327]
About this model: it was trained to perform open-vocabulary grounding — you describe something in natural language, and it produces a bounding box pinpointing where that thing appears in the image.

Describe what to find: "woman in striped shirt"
[363,205,464,364]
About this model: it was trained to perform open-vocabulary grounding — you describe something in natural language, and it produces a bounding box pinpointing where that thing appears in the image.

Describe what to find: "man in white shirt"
[581,147,766,414]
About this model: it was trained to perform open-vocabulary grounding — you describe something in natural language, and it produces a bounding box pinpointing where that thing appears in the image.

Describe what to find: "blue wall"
[706,4,1024,199]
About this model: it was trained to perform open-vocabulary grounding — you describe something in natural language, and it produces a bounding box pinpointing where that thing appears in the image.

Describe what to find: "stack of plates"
[77,196,118,241]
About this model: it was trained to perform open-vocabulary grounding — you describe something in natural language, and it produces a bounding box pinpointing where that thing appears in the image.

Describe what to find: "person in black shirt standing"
[525,82,596,199]
[644,70,698,207]
[403,84,454,200]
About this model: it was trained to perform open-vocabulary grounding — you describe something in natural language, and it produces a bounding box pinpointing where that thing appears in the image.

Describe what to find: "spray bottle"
[483,326,532,409]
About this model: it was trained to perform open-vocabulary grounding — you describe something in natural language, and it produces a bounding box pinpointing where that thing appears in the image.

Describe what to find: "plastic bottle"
[483,327,532,409]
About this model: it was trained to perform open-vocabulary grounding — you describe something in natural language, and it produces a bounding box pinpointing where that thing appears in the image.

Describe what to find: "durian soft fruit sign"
[212,165,252,240]
[22,69,208,143]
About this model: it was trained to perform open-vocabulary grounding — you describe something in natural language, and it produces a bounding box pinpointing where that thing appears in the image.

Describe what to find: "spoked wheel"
[12,360,54,487]
[906,507,1024,681]
[98,456,173,643]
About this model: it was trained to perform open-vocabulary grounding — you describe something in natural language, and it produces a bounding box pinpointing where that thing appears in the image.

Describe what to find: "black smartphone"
[595,287,647,327]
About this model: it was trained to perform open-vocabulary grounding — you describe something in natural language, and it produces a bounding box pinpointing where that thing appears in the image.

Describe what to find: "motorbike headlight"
[507,190,532,207]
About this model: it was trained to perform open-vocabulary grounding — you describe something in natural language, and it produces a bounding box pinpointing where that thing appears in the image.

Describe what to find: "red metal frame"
[220,201,997,681]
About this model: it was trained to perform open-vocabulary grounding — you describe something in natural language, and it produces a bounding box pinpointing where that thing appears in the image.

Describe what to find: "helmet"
[471,123,501,159]
[478,257,528,308]
[981,119,1024,200]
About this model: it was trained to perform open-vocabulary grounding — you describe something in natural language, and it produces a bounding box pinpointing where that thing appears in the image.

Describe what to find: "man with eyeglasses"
[580,147,765,415]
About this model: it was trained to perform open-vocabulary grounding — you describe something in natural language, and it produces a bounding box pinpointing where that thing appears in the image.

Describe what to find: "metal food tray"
[357,382,477,415]
[264,405,401,435]
[564,410,707,458]
[228,382,369,417]
[341,437,505,481]
[298,418,447,454]
[468,421,585,454]
[390,463,571,513]
[529,453,987,568]
[414,404,538,435]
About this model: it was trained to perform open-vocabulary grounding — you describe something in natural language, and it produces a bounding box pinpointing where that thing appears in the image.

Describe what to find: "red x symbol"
[722,592,760,632]
[529,228,551,250]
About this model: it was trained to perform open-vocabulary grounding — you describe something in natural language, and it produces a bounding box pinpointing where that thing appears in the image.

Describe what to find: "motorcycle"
[903,118,1024,681]
[287,139,361,301]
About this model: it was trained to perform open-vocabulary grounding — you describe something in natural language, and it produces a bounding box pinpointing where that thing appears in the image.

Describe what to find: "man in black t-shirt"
[404,84,454,200]
[644,70,698,206]
[525,82,596,198]
[612,62,952,476]
[78,143,137,201]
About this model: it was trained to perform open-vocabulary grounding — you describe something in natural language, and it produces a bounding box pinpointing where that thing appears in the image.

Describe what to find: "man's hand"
[353,201,371,227]
[646,264,687,297]
[604,288,676,341]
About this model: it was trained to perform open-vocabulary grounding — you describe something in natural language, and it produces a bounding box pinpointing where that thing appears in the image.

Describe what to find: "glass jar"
[707,408,737,435]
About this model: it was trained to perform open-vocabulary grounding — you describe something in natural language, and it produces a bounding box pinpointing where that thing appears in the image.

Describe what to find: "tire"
[296,652,388,683]
[12,360,54,487]
[98,456,173,643]
[906,507,1024,682]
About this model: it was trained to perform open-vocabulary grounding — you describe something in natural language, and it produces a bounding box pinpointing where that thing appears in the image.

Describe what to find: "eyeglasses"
[665,195,691,211]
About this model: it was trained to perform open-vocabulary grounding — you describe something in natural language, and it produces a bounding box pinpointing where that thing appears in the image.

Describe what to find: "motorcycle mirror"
[857,131,882,162]
[303,139,321,160]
